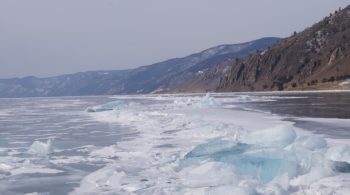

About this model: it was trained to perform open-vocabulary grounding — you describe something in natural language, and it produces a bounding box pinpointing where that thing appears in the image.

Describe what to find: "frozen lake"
[0,92,350,194]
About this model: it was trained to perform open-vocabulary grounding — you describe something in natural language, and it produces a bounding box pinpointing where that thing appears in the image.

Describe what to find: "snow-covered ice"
[1,93,350,194]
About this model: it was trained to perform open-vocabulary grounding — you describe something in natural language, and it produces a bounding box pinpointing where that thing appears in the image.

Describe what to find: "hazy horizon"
[1,0,349,79]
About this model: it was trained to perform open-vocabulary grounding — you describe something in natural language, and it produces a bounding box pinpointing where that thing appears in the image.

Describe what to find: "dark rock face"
[217,5,350,92]
[0,38,278,97]
[164,38,281,93]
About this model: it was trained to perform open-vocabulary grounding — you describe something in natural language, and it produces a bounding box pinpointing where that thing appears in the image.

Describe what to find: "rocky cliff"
[216,6,350,92]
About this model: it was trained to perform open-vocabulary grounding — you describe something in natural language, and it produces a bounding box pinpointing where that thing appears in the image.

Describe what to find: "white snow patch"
[339,79,350,86]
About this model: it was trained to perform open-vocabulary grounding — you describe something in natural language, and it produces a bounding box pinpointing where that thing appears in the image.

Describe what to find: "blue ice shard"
[182,125,299,183]
[86,100,126,112]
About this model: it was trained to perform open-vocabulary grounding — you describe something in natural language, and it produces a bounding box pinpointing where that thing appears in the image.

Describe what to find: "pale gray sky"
[0,0,349,78]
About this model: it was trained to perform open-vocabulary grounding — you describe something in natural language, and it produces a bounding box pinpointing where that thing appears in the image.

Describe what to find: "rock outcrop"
[216,5,350,92]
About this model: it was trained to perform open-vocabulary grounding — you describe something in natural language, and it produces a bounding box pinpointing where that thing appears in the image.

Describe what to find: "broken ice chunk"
[241,125,296,148]
[28,139,53,156]
[185,138,241,158]
[326,145,350,164]
[180,161,237,188]
[294,136,327,151]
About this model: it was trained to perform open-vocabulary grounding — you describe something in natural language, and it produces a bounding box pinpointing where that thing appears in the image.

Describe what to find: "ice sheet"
[4,94,348,194]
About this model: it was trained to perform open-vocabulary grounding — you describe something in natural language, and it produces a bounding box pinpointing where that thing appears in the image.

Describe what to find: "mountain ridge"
[0,37,279,97]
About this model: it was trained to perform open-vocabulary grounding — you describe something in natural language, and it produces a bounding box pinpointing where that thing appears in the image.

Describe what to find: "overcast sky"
[0,0,349,78]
